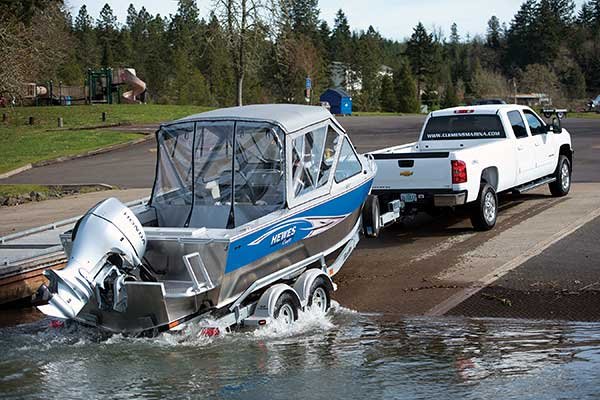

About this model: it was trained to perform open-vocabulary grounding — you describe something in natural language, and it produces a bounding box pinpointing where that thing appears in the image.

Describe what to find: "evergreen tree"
[405,22,433,103]
[330,10,352,63]
[318,21,332,59]
[450,22,460,44]
[442,81,459,108]
[578,2,596,28]
[379,74,397,112]
[505,0,538,68]
[393,62,419,113]
[486,16,501,48]
[288,0,320,38]
[101,40,114,67]
[143,14,169,101]
[353,26,383,111]
[204,14,236,106]
[73,5,98,69]
[97,4,117,68]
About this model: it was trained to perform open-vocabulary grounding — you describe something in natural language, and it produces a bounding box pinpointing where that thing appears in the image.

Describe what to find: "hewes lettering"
[270,226,296,246]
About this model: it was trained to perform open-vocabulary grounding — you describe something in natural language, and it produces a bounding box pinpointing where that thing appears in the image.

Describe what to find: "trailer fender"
[293,269,334,308]
[250,283,301,320]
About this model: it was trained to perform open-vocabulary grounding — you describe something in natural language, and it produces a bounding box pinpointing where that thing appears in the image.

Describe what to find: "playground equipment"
[2,67,147,108]
[118,68,147,104]
[19,82,85,106]
[86,68,146,105]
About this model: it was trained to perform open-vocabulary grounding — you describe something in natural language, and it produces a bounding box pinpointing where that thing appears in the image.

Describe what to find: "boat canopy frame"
[149,119,287,230]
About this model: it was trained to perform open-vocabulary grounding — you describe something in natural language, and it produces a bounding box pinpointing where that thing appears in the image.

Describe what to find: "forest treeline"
[1,0,600,111]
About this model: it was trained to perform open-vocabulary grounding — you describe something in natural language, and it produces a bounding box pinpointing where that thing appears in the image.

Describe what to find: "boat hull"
[66,179,371,333]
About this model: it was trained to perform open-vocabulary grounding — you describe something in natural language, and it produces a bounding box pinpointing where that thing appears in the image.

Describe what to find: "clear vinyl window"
[151,121,285,229]
[334,138,362,183]
[291,126,339,197]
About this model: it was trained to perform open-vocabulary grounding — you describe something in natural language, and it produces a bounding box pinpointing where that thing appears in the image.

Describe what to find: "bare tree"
[0,3,70,101]
[213,0,269,106]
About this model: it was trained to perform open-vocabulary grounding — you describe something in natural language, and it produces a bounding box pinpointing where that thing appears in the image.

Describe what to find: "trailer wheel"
[362,194,381,238]
[470,183,497,231]
[273,292,299,325]
[307,277,332,313]
[549,155,571,197]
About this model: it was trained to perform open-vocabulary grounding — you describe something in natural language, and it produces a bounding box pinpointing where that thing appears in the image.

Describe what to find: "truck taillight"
[451,160,467,184]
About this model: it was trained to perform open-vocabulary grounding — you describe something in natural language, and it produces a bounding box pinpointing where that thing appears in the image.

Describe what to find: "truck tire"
[362,194,381,238]
[273,292,299,325]
[306,277,332,313]
[470,183,497,231]
[549,155,571,197]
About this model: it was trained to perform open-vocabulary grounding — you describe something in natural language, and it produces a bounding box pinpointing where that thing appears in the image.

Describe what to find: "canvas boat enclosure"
[37,105,375,333]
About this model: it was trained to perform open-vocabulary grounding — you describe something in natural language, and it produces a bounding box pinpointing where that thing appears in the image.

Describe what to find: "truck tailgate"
[372,151,453,190]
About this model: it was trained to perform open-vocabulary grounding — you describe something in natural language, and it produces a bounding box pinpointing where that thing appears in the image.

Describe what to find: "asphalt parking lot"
[2,115,600,319]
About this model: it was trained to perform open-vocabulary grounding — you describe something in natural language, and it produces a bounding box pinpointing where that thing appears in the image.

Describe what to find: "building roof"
[173,104,343,133]
[323,88,351,98]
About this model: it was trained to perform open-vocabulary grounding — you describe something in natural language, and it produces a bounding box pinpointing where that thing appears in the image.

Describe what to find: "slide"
[118,68,146,104]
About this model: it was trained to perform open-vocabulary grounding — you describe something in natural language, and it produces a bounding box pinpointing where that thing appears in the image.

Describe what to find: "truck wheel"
[470,183,497,231]
[362,194,381,238]
[307,277,332,313]
[273,292,299,325]
[549,155,571,197]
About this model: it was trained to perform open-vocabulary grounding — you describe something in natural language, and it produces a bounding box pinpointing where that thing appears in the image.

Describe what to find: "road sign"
[305,77,312,89]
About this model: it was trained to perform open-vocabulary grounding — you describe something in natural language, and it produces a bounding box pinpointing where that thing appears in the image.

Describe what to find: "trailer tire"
[307,277,332,313]
[273,292,299,324]
[549,155,571,197]
[470,183,497,231]
[362,194,381,238]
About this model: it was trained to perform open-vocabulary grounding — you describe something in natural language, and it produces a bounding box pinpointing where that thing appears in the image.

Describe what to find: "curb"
[0,135,154,179]
[0,164,33,180]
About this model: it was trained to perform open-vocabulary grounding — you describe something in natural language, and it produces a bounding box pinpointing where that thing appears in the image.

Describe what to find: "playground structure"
[6,67,147,107]
[86,68,147,105]
[21,81,85,106]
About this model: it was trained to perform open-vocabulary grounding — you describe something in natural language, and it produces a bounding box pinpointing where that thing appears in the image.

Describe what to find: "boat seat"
[163,280,196,298]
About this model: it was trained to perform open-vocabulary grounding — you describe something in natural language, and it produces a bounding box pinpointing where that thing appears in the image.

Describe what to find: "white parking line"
[426,205,600,316]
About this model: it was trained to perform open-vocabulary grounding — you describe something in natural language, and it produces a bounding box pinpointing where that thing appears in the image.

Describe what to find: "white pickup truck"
[364,105,573,233]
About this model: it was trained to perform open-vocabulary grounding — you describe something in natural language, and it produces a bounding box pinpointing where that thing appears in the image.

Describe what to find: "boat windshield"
[151,121,286,229]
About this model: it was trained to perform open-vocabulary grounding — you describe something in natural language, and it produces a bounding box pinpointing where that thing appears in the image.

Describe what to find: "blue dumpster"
[320,88,352,115]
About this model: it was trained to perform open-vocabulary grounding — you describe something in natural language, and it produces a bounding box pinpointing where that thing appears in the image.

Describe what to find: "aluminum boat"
[35,104,376,334]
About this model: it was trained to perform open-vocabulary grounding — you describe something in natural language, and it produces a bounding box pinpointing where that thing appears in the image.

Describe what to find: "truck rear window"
[422,115,506,140]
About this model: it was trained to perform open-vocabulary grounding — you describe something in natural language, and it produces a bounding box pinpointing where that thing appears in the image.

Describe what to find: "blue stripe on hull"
[225,179,373,273]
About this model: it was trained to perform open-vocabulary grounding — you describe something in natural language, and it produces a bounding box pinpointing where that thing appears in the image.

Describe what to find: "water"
[2,303,600,399]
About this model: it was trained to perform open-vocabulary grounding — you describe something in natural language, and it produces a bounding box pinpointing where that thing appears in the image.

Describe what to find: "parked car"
[588,95,600,112]
[367,105,573,232]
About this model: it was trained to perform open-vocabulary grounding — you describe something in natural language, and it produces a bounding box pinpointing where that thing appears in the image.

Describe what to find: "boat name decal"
[270,226,297,246]
[247,215,348,247]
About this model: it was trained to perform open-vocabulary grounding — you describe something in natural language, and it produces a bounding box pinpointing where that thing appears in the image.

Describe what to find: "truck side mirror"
[550,117,562,134]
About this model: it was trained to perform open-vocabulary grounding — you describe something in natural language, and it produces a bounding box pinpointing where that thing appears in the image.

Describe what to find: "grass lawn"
[569,112,600,119]
[0,104,213,174]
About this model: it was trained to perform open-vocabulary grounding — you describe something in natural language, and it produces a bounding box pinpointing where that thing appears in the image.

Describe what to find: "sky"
[66,0,587,41]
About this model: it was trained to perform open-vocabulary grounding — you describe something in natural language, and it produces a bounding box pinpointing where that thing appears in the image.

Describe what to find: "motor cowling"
[37,198,146,319]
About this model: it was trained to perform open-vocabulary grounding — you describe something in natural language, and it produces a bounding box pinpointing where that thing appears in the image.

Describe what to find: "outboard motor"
[36,198,146,320]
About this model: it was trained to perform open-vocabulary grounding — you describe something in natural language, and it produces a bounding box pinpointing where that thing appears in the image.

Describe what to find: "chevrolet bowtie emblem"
[400,170,414,177]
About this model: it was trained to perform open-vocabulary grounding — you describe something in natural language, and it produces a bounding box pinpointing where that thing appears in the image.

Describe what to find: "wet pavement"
[449,216,600,321]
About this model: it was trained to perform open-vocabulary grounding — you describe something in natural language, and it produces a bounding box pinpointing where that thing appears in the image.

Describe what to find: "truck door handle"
[517,145,524,151]
[535,142,540,147]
